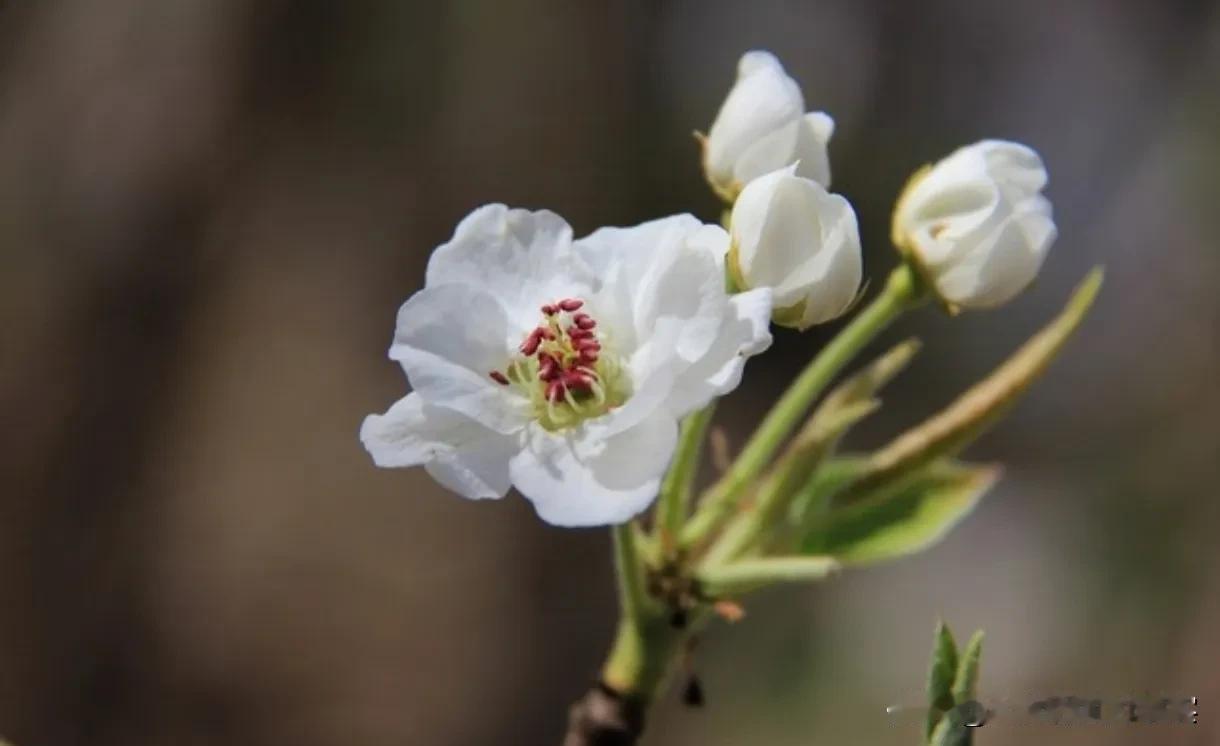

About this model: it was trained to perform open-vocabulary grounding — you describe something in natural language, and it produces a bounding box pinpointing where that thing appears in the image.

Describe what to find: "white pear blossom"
[728,165,862,330]
[703,50,835,201]
[892,139,1057,310]
[361,205,773,527]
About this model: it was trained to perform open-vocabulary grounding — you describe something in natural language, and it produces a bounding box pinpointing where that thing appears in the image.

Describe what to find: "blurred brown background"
[1,1,1218,745]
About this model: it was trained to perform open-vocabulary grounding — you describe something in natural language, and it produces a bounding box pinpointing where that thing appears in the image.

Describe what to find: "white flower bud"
[703,51,834,201]
[729,166,862,330]
[892,140,1057,310]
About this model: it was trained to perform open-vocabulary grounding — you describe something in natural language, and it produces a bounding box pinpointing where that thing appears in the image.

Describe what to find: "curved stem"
[681,264,924,550]
[654,404,717,556]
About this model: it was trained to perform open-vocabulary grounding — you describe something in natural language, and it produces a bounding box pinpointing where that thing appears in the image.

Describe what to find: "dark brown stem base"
[562,682,646,746]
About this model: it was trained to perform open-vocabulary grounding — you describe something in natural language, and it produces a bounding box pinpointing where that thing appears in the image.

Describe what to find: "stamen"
[520,329,543,356]
[502,295,625,430]
[588,377,606,406]
[562,385,584,413]
[564,370,593,392]
[538,353,559,381]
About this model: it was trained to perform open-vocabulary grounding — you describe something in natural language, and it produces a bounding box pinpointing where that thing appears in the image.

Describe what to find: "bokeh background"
[2,1,1218,744]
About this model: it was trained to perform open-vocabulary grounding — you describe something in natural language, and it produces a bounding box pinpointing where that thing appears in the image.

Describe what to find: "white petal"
[978,139,1048,197]
[360,394,515,500]
[665,287,774,418]
[936,199,1056,308]
[509,410,679,527]
[735,172,862,324]
[389,283,529,433]
[896,139,1055,309]
[731,118,802,186]
[706,51,804,187]
[794,191,863,326]
[732,165,798,279]
[792,111,834,188]
[425,204,597,331]
[577,215,728,376]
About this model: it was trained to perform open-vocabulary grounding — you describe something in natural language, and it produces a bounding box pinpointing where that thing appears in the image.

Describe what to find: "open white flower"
[728,165,862,329]
[892,140,1057,310]
[361,205,773,527]
[703,50,834,201]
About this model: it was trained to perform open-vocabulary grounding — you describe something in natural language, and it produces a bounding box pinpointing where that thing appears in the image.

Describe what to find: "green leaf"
[841,268,1102,505]
[926,621,959,740]
[700,398,878,565]
[802,460,999,565]
[816,338,921,418]
[789,455,870,527]
[952,630,984,704]
[783,340,921,529]
[928,705,974,746]
[696,555,840,597]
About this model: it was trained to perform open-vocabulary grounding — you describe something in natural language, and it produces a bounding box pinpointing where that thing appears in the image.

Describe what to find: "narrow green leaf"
[696,555,840,597]
[802,461,999,565]
[788,455,870,527]
[817,338,921,419]
[952,630,984,704]
[927,621,959,740]
[928,705,974,746]
[700,399,878,565]
[781,340,920,531]
[843,268,1102,504]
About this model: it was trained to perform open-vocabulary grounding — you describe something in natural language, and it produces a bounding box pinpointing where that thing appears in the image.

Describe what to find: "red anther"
[574,314,596,330]
[537,326,557,341]
[545,380,566,402]
[519,330,542,356]
[489,370,510,385]
[564,370,593,391]
[538,354,559,381]
[558,298,584,312]
[568,327,593,341]
[579,348,600,365]
[541,303,558,315]
[577,339,601,351]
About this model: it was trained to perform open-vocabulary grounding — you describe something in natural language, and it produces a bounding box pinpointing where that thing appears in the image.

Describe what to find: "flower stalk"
[654,404,718,557]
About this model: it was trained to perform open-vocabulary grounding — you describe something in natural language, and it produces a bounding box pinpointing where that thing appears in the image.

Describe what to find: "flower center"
[488,298,630,431]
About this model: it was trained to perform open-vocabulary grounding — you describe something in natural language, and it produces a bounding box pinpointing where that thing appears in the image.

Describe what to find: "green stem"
[654,404,717,555]
[680,264,924,550]
[602,523,682,700]
[697,555,840,597]
[702,399,878,566]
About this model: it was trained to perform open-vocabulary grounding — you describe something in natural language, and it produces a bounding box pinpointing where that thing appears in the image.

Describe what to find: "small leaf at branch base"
[928,704,975,746]
[927,621,959,740]
[952,630,984,704]
[801,461,999,565]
